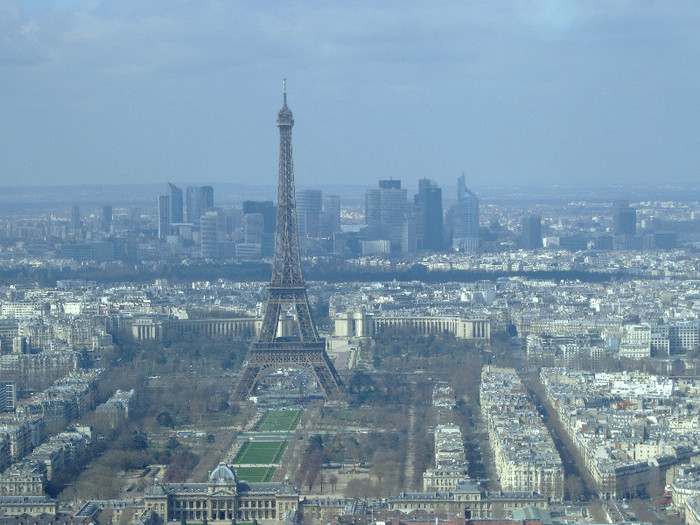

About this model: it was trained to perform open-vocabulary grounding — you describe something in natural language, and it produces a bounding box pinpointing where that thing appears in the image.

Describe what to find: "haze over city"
[5,3,700,524]
[2,1,699,191]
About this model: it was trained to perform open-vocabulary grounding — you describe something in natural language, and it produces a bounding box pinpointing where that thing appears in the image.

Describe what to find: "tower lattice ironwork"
[231,83,343,401]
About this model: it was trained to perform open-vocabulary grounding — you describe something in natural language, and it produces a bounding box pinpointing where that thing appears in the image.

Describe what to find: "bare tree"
[306,451,323,491]
[329,473,338,493]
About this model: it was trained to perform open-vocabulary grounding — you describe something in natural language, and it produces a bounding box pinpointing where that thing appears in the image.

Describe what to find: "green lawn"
[233,441,288,465]
[252,409,302,432]
[234,466,276,482]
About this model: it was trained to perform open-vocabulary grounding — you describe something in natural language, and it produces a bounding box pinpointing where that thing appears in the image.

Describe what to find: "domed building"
[144,463,299,524]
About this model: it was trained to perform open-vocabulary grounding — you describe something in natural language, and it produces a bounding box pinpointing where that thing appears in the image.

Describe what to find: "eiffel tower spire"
[231,83,343,401]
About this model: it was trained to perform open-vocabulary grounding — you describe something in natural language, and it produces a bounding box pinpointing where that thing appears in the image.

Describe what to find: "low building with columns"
[131,312,489,344]
[130,317,261,342]
[334,311,490,340]
[143,463,299,524]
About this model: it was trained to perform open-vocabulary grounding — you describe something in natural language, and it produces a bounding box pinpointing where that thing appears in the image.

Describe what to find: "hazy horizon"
[2,2,699,192]
[0,181,699,216]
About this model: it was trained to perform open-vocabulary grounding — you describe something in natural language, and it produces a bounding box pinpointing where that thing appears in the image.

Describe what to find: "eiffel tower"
[231,82,343,401]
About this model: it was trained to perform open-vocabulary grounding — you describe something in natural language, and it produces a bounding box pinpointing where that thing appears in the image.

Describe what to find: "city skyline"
[1,2,699,191]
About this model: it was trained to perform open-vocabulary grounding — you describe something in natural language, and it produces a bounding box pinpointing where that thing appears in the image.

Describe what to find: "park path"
[403,405,417,489]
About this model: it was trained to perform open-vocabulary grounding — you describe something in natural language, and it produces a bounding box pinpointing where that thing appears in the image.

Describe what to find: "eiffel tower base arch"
[231,341,343,402]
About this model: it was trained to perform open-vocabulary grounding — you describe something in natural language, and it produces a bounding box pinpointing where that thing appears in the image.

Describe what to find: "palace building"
[143,463,299,524]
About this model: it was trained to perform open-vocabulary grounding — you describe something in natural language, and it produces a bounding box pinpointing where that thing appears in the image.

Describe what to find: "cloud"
[0,1,48,65]
[0,0,699,188]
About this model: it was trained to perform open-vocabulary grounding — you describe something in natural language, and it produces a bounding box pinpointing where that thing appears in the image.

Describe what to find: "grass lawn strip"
[253,409,302,432]
[233,441,288,465]
[234,466,276,483]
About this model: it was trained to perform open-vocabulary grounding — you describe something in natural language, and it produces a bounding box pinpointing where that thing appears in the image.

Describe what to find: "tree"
[306,468,319,492]
[130,431,148,451]
[348,370,376,395]
[565,475,584,501]
[308,434,323,452]
[328,474,338,493]
[181,514,187,525]
[305,450,323,492]
[166,436,180,453]
[157,411,175,428]
[344,478,376,499]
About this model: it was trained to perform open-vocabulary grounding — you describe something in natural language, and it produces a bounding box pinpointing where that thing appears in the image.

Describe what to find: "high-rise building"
[186,186,201,224]
[612,201,636,235]
[200,210,220,258]
[414,179,443,250]
[320,195,341,238]
[243,213,264,244]
[70,205,81,229]
[157,195,171,240]
[243,201,276,233]
[365,179,407,252]
[365,189,382,237]
[452,174,479,252]
[186,185,215,224]
[168,183,184,224]
[612,201,639,250]
[521,215,542,250]
[296,189,322,238]
[200,186,214,211]
[101,205,113,233]
[243,200,276,256]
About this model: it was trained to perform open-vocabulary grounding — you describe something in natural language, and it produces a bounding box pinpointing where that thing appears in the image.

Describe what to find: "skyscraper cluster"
[362,175,480,255]
[295,189,343,240]
[157,183,215,240]
[152,182,344,260]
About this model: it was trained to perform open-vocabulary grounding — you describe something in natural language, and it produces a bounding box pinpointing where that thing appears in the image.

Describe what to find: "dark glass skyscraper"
[613,201,636,235]
[101,205,113,233]
[186,186,201,223]
[71,205,81,229]
[200,186,214,211]
[157,195,170,240]
[320,195,341,237]
[521,215,542,250]
[185,185,215,223]
[415,178,443,250]
[452,174,479,252]
[296,189,322,238]
[168,182,184,224]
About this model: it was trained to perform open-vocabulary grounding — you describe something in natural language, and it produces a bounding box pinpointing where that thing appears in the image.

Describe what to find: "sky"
[1,1,699,195]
